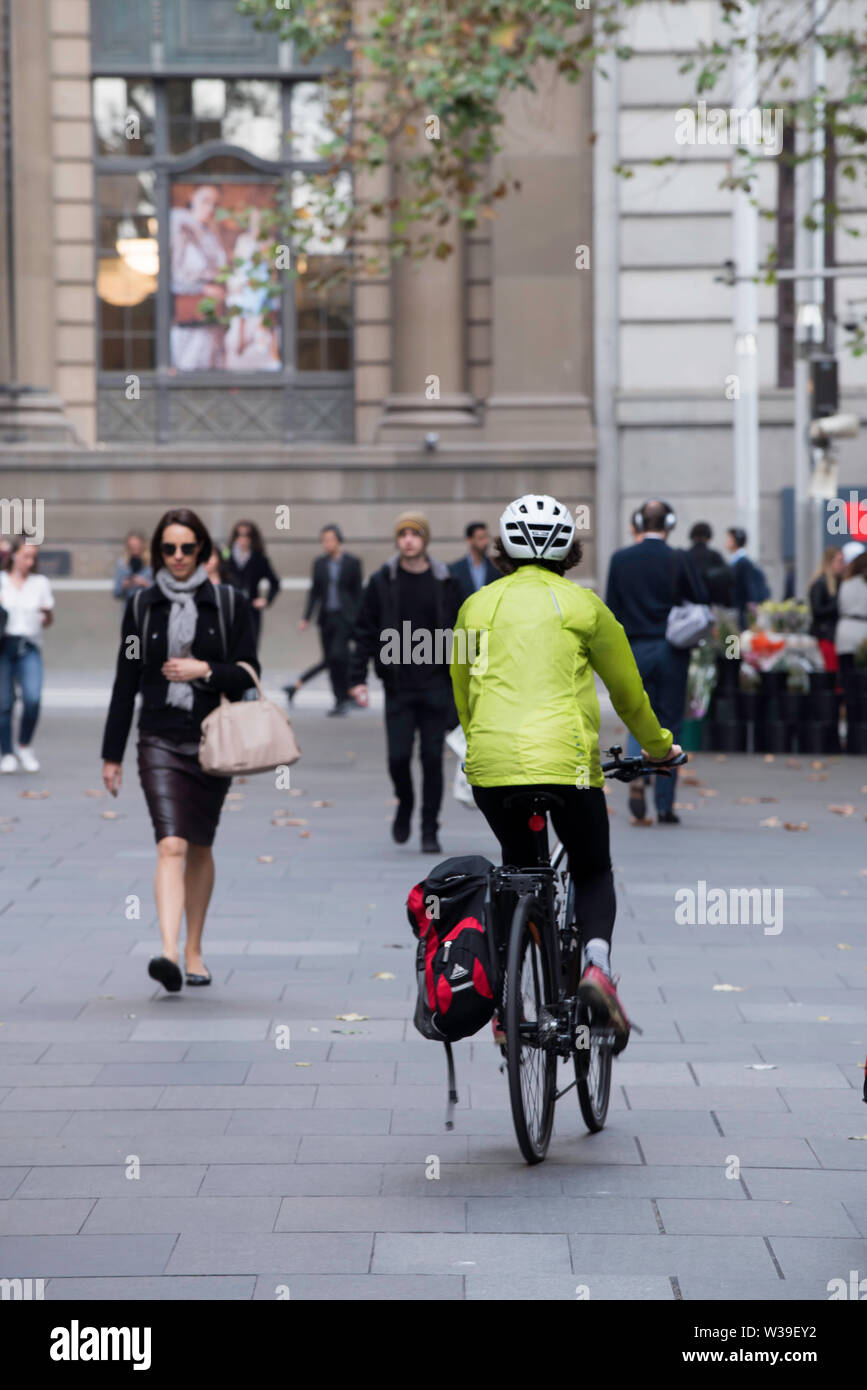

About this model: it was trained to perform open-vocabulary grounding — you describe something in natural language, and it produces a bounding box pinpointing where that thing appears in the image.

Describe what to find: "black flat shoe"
[185,969,211,987]
[628,783,647,821]
[148,956,182,993]
[421,833,441,854]
[658,811,680,825]
[392,803,412,844]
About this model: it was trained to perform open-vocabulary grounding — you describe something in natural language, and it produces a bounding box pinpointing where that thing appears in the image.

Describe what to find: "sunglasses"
[161,542,198,557]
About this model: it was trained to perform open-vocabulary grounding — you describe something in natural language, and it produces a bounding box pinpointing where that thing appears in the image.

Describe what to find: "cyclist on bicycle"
[449,494,682,1053]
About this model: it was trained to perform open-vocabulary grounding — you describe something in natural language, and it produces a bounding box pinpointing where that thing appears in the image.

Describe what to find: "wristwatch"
[201,664,213,683]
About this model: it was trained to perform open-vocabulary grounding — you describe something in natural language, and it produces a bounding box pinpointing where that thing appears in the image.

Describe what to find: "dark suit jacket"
[687,541,733,606]
[303,552,363,625]
[448,554,503,606]
[605,539,709,642]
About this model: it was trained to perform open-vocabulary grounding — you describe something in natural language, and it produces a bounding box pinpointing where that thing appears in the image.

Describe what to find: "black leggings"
[472,784,616,946]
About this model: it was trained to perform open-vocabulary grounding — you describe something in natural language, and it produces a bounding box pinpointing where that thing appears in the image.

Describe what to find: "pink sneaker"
[491,1011,506,1046]
[577,964,631,1054]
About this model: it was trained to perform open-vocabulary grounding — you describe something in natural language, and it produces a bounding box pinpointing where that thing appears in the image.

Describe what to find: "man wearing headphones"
[605,500,708,825]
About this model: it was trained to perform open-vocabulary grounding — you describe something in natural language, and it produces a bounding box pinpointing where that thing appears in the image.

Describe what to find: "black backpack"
[406,855,496,1127]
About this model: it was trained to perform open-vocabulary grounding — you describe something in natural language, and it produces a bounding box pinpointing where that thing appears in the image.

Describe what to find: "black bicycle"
[488,746,688,1164]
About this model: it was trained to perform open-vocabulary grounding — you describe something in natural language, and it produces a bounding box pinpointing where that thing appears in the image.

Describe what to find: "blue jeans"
[625,638,689,816]
[0,637,44,755]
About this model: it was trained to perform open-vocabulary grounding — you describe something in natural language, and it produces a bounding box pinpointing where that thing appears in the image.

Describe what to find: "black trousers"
[320,611,350,704]
[472,784,616,946]
[384,683,453,835]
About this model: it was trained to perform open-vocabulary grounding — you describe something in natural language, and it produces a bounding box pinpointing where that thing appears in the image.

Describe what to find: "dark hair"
[728,527,747,549]
[844,551,867,582]
[465,521,488,540]
[150,509,213,574]
[320,523,343,543]
[7,537,39,572]
[690,522,712,543]
[230,519,265,554]
[491,536,583,577]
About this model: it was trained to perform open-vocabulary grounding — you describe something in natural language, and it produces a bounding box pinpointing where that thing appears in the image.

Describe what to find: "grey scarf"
[156,563,208,711]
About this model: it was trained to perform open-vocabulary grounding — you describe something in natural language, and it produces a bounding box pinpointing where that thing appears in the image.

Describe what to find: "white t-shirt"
[0,572,55,646]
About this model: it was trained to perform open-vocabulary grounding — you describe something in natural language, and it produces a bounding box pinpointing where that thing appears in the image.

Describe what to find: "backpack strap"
[443,1040,458,1130]
[215,583,234,661]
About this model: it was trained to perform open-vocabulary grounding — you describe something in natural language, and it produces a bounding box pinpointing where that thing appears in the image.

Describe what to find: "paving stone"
[372,1233,572,1275]
[638,1137,820,1168]
[45,1275,256,1300]
[568,1234,778,1279]
[466,1197,659,1233]
[0,1233,176,1276]
[93,1064,251,1086]
[81,1196,281,1234]
[466,1272,675,1300]
[16,1166,207,1198]
[274,1196,466,1232]
[165,1232,372,1274]
[199,1165,383,1198]
[656,1198,860,1237]
[251,1274,463,1299]
[0,1199,95,1235]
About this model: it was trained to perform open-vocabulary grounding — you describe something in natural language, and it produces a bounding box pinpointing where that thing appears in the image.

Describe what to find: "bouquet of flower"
[753,600,811,634]
[686,641,717,719]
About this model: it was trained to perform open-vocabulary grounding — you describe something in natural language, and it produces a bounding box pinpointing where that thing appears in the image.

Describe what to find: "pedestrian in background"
[725,526,770,629]
[809,546,846,672]
[687,522,733,606]
[835,543,867,675]
[449,521,502,604]
[289,524,362,717]
[348,511,461,854]
[605,499,707,825]
[0,540,55,774]
[224,520,280,650]
[101,508,259,994]
[113,530,153,602]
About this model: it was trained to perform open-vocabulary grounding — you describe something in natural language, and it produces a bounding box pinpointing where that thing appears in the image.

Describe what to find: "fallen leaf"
[257,855,274,863]
[859,869,867,877]
[272,818,307,826]
[289,788,304,797]
[784,821,810,831]
[736,796,758,804]
[816,1016,831,1021]
[237,777,248,784]
[630,815,653,826]
[331,1028,367,1034]
[828,804,855,816]
[713,984,745,992]
[84,789,104,797]
[673,802,696,811]
[299,831,311,838]
[295,1062,311,1067]
[713,754,727,762]
[384,943,406,949]
[682,774,705,787]
[101,811,119,820]
[861,785,867,794]
[225,791,244,801]
[373,971,396,980]
[759,796,779,803]
[786,759,802,768]
[747,1063,777,1070]
[335,1012,368,1022]
[848,1135,867,1140]
[811,760,825,769]
[837,943,852,950]
[309,1027,319,1032]
[807,773,828,781]
[20,790,49,799]
[312,800,332,808]
[698,788,718,798]
[763,754,776,763]
[607,805,617,816]
[760,816,781,827]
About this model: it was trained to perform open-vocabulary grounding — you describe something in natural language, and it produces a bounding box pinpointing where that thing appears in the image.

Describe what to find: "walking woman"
[808,546,845,672]
[101,508,259,993]
[0,540,55,774]
[224,519,280,649]
[836,544,867,676]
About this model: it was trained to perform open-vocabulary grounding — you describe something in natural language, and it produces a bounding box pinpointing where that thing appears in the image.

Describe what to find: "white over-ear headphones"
[633,501,677,533]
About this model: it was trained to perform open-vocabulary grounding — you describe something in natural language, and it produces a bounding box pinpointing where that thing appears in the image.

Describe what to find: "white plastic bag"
[444,725,477,810]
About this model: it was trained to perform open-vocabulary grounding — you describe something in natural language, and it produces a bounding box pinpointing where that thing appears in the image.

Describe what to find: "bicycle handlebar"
[601,745,688,783]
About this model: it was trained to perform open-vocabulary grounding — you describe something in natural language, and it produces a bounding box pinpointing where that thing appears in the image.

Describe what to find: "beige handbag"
[199,662,301,776]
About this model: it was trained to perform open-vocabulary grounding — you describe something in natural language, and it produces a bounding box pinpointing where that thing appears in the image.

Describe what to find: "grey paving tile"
[0,1233,176,1276]
[620,1087,789,1112]
[274,1196,465,1232]
[165,1232,372,1274]
[380,1164,567,1197]
[638,1137,820,1168]
[675,1273,834,1301]
[466,1197,659,1234]
[1,1086,164,1111]
[246,1061,397,1085]
[81,1196,280,1234]
[252,1274,463,1299]
[45,1275,256,1300]
[297,1135,469,1164]
[768,1236,867,1283]
[199,1165,383,1198]
[155,1086,313,1110]
[656,1198,860,1237]
[130,1021,270,1041]
[93,1063,251,1086]
[37,1042,189,1064]
[568,1234,778,1279]
[466,1272,675,1300]
[372,1233,572,1275]
[0,1200,94,1235]
[741,1167,867,1203]
[16,1166,206,1198]
[59,1110,231,1137]
[225,1109,390,1135]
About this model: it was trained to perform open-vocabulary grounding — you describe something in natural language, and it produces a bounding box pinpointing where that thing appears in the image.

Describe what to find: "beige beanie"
[394,511,430,546]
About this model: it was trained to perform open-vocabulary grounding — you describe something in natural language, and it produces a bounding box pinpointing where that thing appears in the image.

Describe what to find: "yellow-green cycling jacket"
[449,564,673,789]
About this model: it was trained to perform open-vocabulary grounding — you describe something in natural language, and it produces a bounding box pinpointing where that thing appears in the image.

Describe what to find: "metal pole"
[809,0,827,582]
[731,1,760,557]
[592,28,620,594]
[1,0,17,384]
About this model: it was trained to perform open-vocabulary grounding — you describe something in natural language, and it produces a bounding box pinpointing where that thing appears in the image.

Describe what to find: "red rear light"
[528,813,545,832]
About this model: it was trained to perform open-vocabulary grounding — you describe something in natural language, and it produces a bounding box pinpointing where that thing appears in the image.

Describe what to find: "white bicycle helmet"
[498,494,575,560]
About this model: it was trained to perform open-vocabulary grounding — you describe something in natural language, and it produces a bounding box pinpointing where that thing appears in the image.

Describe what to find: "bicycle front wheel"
[504,895,557,1164]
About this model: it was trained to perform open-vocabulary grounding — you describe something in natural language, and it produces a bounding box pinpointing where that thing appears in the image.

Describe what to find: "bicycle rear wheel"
[504,895,557,1164]
[575,1009,612,1132]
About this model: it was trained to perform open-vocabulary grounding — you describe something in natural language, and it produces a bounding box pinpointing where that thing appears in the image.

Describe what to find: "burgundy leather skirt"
[137,734,231,846]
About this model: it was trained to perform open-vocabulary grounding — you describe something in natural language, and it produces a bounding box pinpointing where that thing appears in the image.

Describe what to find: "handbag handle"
[215,660,264,705]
